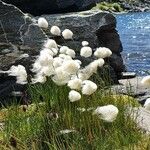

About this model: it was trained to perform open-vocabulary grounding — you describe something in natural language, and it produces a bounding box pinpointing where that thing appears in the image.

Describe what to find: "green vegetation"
[93,2,123,12]
[0,78,149,149]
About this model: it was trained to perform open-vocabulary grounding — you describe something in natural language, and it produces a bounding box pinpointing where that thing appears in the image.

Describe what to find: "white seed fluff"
[82,41,89,46]
[9,65,27,84]
[68,78,82,90]
[82,80,97,95]
[62,60,80,74]
[59,46,69,54]
[80,46,92,58]
[93,105,119,122]
[94,47,112,58]
[141,76,150,88]
[66,49,76,58]
[44,39,58,49]
[68,90,81,102]
[38,17,48,29]
[50,26,61,36]
[62,29,73,40]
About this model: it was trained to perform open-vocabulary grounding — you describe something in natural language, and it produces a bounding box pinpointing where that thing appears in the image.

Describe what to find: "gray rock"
[0,1,47,70]
[128,107,150,133]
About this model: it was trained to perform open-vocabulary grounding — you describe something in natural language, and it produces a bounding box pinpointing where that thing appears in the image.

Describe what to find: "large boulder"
[0,1,125,104]
[39,10,125,77]
[2,0,96,16]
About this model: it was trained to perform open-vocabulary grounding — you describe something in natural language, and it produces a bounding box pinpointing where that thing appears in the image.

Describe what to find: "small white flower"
[94,47,112,58]
[144,98,150,111]
[9,65,27,84]
[77,107,86,112]
[141,76,150,88]
[93,105,119,122]
[68,90,81,102]
[62,60,80,74]
[51,48,58,56]
[38,17,48,29]
[44,39,58,49]
[50,26,61,36]
[82,80,97,95]
[82,41,89,46]
[62,29,73,40]
[68,78,82,90]
[59,46,69,54]
[80,46,92,58]
[66,49,76,58]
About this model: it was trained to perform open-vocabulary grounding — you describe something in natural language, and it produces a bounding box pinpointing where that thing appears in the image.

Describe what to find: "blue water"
[116,12,150,76]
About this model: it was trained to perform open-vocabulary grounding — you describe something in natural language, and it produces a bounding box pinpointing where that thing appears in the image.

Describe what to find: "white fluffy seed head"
[82,41,89,46]
[82,80,97,95]
[9,65,27,84]
[39,66,55,77]
[80,46,92,58]
[53,57,63,68]
[94,47,112,58]
[59,46,69,54]
[50,26,61,36]
[68,90,81,102]
[40,48,54,56]
[38,54,53,66]
[62,29,73,40]
[97,58,105,67]
[62,60,80,74]
[144,98,150,111]
[141,76,150,88]
[68,78,82,90]
[38,17,48,29]
[93,105,119,122]
[52,67,70,85]
[66,49,76,58]
[44,39,58,49]
[32,74,47,84]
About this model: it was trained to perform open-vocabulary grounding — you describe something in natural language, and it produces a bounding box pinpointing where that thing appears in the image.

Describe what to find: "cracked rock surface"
[0,1,47,70]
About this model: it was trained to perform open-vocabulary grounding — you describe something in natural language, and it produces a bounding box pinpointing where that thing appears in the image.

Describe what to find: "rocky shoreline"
[95,0,150,13]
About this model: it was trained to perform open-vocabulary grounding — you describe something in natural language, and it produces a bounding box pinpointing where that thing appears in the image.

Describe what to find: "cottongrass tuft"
[82,41,89,46]
[6,65,27,85]
[94,47,112,58]
[80,46,92,58]
[50,26,61,36]
[68,78,82,90]
[68,90,81,102]
[38,17,48,29]
[93,105,119,122]
[44,39,58,49]
[62,29,73,40]
[82,80,97,95]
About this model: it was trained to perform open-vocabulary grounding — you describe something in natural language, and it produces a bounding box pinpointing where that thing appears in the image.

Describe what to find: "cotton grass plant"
[0,18,149,149]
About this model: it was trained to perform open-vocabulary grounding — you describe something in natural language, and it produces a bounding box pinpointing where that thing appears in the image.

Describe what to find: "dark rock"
[0,0,47,70]
[0,1,47,105]
[2,0,96,16]
[0,2,125,105]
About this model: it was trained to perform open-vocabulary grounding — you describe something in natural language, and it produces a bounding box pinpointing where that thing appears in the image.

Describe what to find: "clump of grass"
[0,79,149,149]
[93,2,123,12]
[0,22,149,149]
